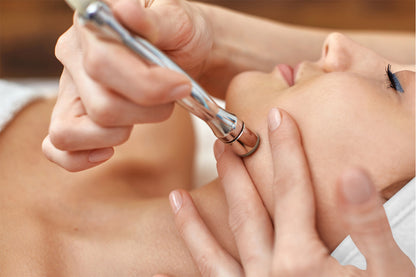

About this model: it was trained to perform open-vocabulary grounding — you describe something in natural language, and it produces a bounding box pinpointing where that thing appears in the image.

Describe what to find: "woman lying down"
[1,0,414,276]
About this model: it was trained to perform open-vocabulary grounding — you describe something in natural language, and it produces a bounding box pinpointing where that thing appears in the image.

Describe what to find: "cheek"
[299,88,414,193]
[225,71,287,122]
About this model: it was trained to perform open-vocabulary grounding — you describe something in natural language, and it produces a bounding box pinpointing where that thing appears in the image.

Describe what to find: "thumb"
[112,0,191,48]
[336,168,413,274]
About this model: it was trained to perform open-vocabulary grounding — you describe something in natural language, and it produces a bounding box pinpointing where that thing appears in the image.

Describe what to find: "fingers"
[112,0,212,77]
[57,26,189,126]
[113,0,190,48]
[76,1,193,109]
[50,70,133,151]
[44,70,131,171]
[42,136,114,172]
[337,168,415,275]
[169,190,243,277]
[112,0,159,43]
[215,141,273,276]
[80,30,192,107]
[267,108,317,242]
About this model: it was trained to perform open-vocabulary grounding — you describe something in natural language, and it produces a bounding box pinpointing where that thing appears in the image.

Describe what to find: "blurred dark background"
[0,0,414,78]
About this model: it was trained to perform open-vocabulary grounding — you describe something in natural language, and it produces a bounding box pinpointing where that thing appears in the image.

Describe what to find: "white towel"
[0,80,56,132]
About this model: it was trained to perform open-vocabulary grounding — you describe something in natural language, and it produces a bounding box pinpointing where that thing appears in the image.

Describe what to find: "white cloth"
[0,80,55,132]
[331,178,415,269]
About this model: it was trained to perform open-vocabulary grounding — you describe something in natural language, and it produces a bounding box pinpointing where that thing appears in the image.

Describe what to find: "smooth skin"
[162,108,414,276]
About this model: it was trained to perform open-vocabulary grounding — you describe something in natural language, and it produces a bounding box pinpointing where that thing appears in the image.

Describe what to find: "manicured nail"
[268,108,281,131]
[340,169,374,205]
[88,148,114,163]
[171,84,192,99]
[213,140,225,160]
[169,191,182,214]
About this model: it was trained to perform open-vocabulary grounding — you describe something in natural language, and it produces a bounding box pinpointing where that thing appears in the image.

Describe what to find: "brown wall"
[0,0,414,78]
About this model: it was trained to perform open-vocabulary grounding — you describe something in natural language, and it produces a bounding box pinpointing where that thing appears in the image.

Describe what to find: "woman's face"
[225,33,415,248]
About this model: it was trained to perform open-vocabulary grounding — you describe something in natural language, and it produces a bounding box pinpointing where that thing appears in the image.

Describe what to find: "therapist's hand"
[160,108,414,276]
[43,0,213,171]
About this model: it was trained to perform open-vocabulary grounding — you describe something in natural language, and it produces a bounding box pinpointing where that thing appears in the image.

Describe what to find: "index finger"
[215,141,273,276]
[267,108,318,242]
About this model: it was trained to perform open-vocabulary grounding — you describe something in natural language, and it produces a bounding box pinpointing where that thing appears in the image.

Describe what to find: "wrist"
[191,3,250,99]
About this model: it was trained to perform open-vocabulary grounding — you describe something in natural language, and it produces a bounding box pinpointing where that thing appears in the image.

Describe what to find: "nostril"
[324,44,329,57]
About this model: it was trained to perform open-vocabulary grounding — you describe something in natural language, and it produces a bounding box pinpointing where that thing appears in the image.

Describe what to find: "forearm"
[344,30,415,65]
[196,3,327,98]
[195,3,414,98]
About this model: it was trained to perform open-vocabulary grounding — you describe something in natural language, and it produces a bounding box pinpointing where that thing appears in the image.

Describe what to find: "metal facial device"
[65,0,260,156]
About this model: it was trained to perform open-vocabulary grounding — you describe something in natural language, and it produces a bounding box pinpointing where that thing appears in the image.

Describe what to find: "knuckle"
[272,249,326,276]
[348,209,391,237]
[149,106,174,123]
[228,207,247,235]
[176,218,188,238]
[55,31,73,64]
[83,47,106,81]
[138,104,175,124]
[243,253,264,270]
[270,140,301,165]
[48,120,73,150]
[104,127,132,147]
[55,35,66,63]
[342,265,362,277]
[114,127,132,145]
[271,128,298,150]
[133,72,168,105]
[195,252,218,277]
[272,259,311,276]
[228,201,260,236]
[140,88,166,105]
[175,211,196,240]
[86,98,120,127]
[83,56,101,81]
[41,137,54,161]
[272,169,308,196]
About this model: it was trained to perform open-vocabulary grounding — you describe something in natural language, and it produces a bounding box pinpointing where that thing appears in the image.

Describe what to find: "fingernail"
[340,169,374,205]
[169,190,182,214]
[213,140,225,160]
[268,108,281,131]
[171,84,192,99]
[88,148,114,163]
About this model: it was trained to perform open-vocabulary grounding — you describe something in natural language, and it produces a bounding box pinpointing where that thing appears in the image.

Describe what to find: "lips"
[275,64,294,86]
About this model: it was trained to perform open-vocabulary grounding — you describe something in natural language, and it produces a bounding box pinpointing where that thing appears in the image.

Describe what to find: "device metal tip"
[229,124,260,157]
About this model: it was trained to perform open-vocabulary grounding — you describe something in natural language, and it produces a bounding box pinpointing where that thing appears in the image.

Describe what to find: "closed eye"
[386,64,404,93]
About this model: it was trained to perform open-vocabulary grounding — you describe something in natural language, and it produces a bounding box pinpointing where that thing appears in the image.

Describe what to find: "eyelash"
[385,64,404,93]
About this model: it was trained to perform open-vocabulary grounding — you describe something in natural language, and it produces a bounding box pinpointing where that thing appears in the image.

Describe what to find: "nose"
[318,32,383,73]
[320,33,352,72]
